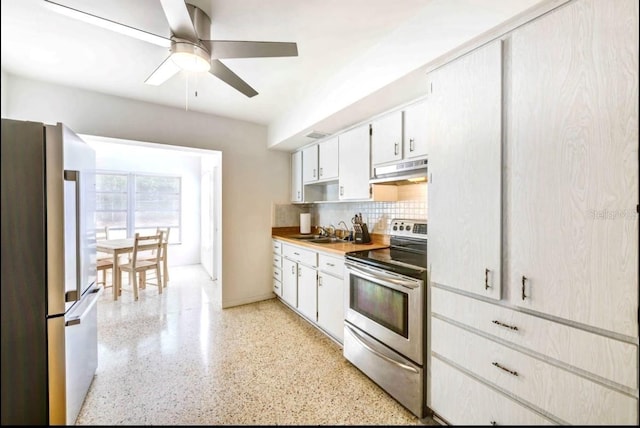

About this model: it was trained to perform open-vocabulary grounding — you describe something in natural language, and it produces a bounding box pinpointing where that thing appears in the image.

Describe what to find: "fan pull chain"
[185,73,189,111]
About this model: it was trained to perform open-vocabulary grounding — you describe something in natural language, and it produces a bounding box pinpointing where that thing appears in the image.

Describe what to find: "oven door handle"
[345,262,420,290]
[345,324,419,374]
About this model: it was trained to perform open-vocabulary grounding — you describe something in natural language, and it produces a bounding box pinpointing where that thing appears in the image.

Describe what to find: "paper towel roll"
[300,213,311,234]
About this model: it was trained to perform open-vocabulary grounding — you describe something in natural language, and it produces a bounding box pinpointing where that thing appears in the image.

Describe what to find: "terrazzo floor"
[76,264,439,425]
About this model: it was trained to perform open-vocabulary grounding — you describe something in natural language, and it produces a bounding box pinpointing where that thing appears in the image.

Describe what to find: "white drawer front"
[273,253,282,269]
[273,278,282,296]
[431,287,637,390]
[272,239,282,254]
[318,253,344,278]
[431,317,638,425]
[273,267,282,283]
[430,356,554,426]
[283,244,317,267]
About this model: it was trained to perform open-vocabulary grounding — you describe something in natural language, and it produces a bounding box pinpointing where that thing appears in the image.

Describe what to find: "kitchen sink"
[307,237,343,244]
[288,234,321,239]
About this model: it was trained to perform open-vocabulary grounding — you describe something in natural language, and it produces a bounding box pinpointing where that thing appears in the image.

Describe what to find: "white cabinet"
[303,137,339,184]
[297,264,317,321]
[282,258,298,307]
[272,240,283,297]
[302,145,318,183]
[317,253,345,343]
[338,124,371,200]
[506,0,638,338]
[371,110,402,166]
[281,244,317,314]
[290,151,303,202]
[403,100,428,160]
[428,1,639,425]
[427,39,503,300]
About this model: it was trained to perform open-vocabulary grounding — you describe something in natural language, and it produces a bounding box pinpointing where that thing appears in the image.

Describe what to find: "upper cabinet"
[302,145,318,183]
[427,39,503,300]
[403,100,428,160]
[371,110,403,166]
[506,0,638,337]
[290,150,303,203]
[303,137,339,184]
[371,101,429,168]
[338,124,371,200]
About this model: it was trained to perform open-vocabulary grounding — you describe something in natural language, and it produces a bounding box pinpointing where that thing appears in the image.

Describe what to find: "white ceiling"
[1,0,547,150]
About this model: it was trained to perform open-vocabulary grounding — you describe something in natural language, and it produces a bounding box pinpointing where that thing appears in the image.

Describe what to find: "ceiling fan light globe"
[170,41,211,72]
[171,52,211,72]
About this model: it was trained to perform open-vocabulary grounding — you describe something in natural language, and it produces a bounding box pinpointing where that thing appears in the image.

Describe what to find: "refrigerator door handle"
[66,287,102,326]
[64,170,81,303]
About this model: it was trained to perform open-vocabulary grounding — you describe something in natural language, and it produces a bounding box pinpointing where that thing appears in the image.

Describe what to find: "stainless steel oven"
[343,219,428,418]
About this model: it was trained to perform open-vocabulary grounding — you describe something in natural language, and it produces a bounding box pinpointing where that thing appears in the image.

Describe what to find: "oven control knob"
[399,225,404,231]
[393,226,398,231]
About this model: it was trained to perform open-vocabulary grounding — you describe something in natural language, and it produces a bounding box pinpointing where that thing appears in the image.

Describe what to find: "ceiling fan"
[43,0,299,97]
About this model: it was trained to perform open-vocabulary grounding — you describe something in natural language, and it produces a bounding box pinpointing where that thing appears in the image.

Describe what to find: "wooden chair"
[117,232,164,300]
[96,226,113,288]
[138,226,170,287]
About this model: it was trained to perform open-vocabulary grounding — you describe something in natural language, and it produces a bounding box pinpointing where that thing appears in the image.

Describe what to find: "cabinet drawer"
[272,239,282,254]
[318,253,344,278]
[431,287,638,389]
[273,278,282,296]
[273,267,282,282]
[430,356,554,426]
[273,253,282,269]
[431,317,638,425]
[283,244,317,267]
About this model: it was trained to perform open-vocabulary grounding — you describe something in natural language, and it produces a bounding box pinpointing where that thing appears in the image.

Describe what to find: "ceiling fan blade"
[43,0,171,47]
[209,60,258,98]
[202,41,298,59]
[159,0,198,42]
[144,55,181,86]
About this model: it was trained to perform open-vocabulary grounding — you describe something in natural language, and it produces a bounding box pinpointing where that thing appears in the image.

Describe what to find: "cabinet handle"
[326,262,335,267]
[298,269,301,278]
[297,190,301,199]
[394,142,399,155]
[484,268,490,290]
[318,276,323,286]
[313,168,316,178]
[409,138,415,152]
[291,265,295,274]
[293,252,300,256]
[319,167,323,177]
[492,320,518,331]
[340,186,344,196]
[521,275,527,300]
[492,361,518,377]
[490,421,497,426]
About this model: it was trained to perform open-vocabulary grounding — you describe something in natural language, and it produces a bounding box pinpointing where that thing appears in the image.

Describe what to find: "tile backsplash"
[273,183,427,235]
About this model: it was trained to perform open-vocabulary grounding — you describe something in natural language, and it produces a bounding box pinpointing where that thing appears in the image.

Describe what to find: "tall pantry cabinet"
[428,0,638,425]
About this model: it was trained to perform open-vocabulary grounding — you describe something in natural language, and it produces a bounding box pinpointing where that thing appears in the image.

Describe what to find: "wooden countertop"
[272,227,389,256]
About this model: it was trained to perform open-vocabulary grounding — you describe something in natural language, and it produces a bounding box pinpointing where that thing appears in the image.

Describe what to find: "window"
[95,172,181,243]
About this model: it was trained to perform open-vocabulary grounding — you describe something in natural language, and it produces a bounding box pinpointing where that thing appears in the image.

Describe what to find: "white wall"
[1,69,7,117]
[3,74,290,309]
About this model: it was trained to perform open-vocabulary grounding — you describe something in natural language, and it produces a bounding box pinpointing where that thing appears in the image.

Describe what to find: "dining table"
[96,238,168,300]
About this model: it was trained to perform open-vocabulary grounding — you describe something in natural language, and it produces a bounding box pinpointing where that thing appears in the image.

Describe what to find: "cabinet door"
[317,272,344,343]
[302,145,318,183]
[427,39,503,300]
[403,100,428,160]
[338,124,371,200]
[507,0,638,337]
[290,151,303,202]
[318,136,339,181]
[282,258,298,307]
[371,110,402,166]
[297,264,317,321]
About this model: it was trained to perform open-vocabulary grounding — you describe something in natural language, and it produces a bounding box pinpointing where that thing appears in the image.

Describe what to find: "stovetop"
[345,219,427,279]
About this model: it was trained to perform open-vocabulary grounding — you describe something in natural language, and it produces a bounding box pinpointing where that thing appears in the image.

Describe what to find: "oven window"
[350,276,409,338]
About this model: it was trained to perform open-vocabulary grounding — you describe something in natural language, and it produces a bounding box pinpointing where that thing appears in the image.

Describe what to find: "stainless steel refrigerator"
[1,118,101,425]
